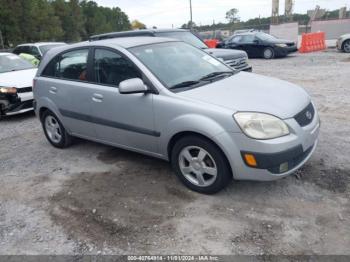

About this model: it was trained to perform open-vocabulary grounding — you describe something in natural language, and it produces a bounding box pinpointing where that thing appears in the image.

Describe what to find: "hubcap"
[45,116,62,144]
[344,41,350,53]
[264,49,273,59]
[178,146,217,187]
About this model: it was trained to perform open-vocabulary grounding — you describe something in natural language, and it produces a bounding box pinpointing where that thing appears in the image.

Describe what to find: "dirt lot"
[0,49,349,255]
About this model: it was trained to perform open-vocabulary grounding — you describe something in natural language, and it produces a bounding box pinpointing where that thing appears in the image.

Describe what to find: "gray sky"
[95,0,349,28]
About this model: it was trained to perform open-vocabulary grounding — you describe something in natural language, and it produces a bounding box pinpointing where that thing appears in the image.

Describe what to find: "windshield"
[39,44,65,55]
[155,31,208,49]
[129,42,233,90]
[0,54,34,73]
[256,32,277,41]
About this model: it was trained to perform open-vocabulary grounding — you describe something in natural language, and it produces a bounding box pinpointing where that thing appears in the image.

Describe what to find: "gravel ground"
[0,49,349,255]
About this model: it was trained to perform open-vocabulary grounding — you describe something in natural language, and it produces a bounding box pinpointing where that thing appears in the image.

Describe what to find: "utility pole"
[189,0,193,30]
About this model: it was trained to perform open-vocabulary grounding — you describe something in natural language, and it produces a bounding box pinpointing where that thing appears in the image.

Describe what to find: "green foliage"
[225,8,239,24]
[0,0,131,47]
[131,20,146,30]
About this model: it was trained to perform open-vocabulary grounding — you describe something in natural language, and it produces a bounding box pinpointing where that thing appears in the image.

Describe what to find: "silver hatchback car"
[34,37,320,194]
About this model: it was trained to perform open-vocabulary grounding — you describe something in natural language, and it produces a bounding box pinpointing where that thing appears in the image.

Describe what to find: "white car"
[337,33,350,53]
[0,53,37,118]
[13,42,66,60]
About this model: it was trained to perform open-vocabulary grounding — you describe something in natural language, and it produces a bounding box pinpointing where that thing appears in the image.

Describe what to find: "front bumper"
[214,106,320,181]
[275,46,298,57]
[0,92,34,116]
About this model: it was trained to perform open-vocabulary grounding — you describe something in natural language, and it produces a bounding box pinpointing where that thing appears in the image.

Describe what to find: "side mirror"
[119,78,148,94]
[253,39,260,44]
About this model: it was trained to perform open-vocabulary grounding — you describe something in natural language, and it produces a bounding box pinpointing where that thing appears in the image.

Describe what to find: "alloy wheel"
[45,115,62,144]
[264,48,274,59]
[178,146,218,187]
[344,40,350,53]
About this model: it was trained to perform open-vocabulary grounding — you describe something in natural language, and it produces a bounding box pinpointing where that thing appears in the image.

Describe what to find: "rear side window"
[240,35,255,43]
[230,36,242,43]
[93,49,141,86]
[42,49,89,81]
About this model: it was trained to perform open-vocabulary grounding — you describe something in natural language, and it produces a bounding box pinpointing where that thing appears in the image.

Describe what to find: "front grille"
[17,86,32,93]
[225,58,247,69]
[294,103,315,127]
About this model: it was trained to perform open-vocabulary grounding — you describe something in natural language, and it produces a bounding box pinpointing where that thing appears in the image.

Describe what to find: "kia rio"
[33,37,320,194]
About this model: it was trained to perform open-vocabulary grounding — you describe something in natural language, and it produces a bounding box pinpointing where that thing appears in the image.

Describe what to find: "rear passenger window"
[42,49,89,81]
[240,35,255,43]
[94,49,141,86]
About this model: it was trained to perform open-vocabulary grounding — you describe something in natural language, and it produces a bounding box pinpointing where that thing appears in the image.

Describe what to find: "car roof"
[16,42,66,47]
[0,52,15,56]
[234,32,258,36]
[63,36,178,50]
[90,29,189,41]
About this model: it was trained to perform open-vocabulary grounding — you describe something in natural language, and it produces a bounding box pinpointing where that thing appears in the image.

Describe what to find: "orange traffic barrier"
[204,39,219,48]
[299,32,326,53]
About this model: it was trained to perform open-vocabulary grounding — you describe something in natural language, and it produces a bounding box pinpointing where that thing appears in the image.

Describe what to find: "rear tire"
[263,47,275,59]
[171,135,232,194]
[343,40,350,53]
[41,110,72,148]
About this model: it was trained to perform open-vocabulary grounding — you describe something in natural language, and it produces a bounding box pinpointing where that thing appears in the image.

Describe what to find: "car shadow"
[0,110,36,122]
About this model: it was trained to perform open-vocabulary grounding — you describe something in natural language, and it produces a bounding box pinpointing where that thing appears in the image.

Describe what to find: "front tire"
[343,40,350,53]
[171,136,232,194]
[263,47,275,59]
[42,110,72,148]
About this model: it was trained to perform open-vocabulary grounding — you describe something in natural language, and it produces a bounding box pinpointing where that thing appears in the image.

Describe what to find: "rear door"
[87,47,158,153]
[238,35,258,57]
[39,48,96,138]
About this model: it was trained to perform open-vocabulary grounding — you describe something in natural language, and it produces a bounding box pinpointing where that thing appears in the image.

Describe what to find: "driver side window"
[93,49,141,87]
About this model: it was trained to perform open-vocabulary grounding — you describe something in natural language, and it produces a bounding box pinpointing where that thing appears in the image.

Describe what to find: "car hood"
[179,72,310,119]
[0,68,37,88]
[204,48,247,60]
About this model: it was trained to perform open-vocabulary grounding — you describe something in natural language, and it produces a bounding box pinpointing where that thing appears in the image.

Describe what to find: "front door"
[88,48,158,154]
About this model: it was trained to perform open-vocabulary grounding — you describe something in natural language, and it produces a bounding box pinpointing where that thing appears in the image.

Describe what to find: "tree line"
[0,0,131,47]
[183,8,349,32]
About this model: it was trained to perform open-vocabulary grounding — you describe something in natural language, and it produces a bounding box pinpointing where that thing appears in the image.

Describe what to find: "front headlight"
[275,43,287,48]
[234,112,290,139]
[0,87,17,94]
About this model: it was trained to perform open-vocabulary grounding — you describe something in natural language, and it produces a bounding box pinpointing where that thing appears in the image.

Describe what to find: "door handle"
[92,93,103,102]
[49,86,57,94]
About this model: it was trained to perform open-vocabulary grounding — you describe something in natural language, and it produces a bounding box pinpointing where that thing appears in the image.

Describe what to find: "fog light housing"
[279,162,289,173]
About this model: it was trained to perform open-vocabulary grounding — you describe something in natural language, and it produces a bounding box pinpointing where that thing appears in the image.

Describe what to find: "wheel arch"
[342,39,350,52]
[167,131,234,177]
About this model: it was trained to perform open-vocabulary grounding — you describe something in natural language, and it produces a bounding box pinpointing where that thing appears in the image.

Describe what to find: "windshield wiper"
[200,71,234,81]
[170,80,204,90]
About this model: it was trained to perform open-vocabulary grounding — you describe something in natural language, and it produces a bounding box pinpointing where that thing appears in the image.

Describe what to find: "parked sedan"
[337,33,350,53]
[0,53,37,118]
[90,29,252,72]
[218,32,298,59]
[34,37,319,194]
